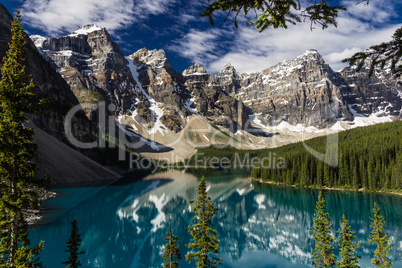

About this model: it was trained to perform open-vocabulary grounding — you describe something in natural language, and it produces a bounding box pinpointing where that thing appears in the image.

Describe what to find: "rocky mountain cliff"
[33,27,248,135]
[215,49,401,129]
[28,23,401,158]
[339,57,401,117]
[232,50,353,128]
[183,63,249,129]
[33,24,140,113]
[127,48,189,133]
[181,49,401,131]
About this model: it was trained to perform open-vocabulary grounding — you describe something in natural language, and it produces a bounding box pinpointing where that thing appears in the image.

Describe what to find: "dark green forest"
[250,121,402,191]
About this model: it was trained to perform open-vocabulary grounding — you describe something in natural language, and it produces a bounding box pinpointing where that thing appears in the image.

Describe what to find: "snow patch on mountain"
[330,121,347,131]
[30,35,47,47]
[347,105,393,128]
[266,121,325,134]
[183,72,208,77]
[127,58,167,136]
[69,24,102,37]
[184,94,198,114]
[249,113,266,128]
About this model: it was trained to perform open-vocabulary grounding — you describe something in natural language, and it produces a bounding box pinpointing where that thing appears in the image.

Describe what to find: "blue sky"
[2,0,402,74]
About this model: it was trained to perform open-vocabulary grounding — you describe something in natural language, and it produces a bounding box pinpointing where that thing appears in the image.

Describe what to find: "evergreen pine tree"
[368,203,392,268]
[286,169,292,185]
[359,156,367,190]
[300,161,307,186]
[186,177,223,268]
[311,192,336,267]
[336,215,361,268]
[316,161,323,186]
[163,212,181,268]
[62,219,85,268]
[0,9,45,267]
[338,154,347,187]
[352,165,359,189]
[393,154,401,189]
[324,163,331,187]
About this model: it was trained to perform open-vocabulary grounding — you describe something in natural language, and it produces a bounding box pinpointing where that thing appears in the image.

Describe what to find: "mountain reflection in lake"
[30,169,402,268]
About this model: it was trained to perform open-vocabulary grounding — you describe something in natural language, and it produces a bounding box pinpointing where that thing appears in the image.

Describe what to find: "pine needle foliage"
[343,27,402,83]
[162,212,181,268]
[186,176,223,268]
[200,0,348,32]
[61,218,85,268]
[311,192,336,267]
[0,9,45,267]
[336,215,361,268]
[368,203,392,268]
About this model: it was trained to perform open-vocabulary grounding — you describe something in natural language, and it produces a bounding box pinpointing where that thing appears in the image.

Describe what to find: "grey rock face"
[129,49,187,106]
[339,58,401,117]
[221,50,401,128]
[128,48,189,132]
[227,50,353,127]
[183,63,250,130]
[213,63,241,95]
[36,25,141,113]
[30,21,401,138]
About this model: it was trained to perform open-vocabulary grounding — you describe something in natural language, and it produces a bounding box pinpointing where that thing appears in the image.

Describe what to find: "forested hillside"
[250,121,402,191]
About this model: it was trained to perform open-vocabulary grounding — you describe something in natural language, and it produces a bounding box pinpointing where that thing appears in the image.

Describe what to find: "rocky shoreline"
[250,178,402,197]
[25,188,57,225]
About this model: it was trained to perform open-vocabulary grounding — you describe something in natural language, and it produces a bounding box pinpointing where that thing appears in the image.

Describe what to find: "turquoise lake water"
[30,169,402,267]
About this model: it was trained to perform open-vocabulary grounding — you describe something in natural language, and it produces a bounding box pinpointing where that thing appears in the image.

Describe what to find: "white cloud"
[170,0,401,74]
[175,0,205,24]
[343,0,397,23]
[20,0,177,35]
[168,28,229,67]
[325,47,362,64]
[178,14,199,24]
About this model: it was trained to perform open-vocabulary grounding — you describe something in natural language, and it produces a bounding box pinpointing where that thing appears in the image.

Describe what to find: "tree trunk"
[9,184,17,267]
[9,153,18,267]
[169,212,172,268]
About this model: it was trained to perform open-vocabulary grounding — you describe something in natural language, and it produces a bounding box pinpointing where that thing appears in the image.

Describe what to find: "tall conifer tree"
[162,212,181,268]
[0,9,44,267]
[311,192,336,267]
[62,218,85,268]
[368,203,392,268]
[336,215,361,268]
[186,177,223,268]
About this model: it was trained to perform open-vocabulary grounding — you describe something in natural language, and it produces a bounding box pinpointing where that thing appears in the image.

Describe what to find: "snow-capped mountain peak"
[68,24,103,37]
[30,34,48,48]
